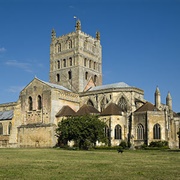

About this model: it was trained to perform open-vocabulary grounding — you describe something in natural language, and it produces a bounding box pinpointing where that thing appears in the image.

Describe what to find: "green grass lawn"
[0,148,179,180]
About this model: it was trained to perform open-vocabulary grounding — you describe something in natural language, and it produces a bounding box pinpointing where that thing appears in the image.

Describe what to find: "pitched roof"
[56,106,76,117]
[135,102,160,112]
[38,78,72,92]
[76,104,100,116]
[101,103,122,116]
[0,110,13,121]
[89,82,130,91]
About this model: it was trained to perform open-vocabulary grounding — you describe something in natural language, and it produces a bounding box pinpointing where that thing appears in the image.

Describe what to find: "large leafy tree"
[56,115,107,149]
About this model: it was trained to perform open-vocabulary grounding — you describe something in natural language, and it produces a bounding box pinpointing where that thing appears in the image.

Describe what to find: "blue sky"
[0,0,180,112]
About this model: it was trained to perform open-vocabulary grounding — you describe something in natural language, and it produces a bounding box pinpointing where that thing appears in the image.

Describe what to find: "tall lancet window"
[153,124,161,139]
[37,95,42,110]
[28,96,33,111]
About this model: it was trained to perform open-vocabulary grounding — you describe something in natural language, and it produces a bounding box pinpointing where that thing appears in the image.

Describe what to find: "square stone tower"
[49,19,102,92]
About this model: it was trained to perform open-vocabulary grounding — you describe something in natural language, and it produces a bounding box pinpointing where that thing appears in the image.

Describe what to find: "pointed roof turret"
[166,91,172,100]
[155,86,160,94]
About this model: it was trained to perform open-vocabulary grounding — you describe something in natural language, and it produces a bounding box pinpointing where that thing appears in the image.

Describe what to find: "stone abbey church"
[0,20,180,148]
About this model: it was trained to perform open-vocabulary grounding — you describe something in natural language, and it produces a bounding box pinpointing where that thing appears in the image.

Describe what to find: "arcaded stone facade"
[0,20,179,148]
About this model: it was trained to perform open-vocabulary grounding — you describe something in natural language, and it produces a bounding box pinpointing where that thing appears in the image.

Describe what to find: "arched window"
[137,124,144,140]
[8,122,12,135]
[68,70,72,80]
[118,97,127,112]
[84,58,87,66]
[57,74,60,82]
[89,60,92,68]
[0,123,3,135]
[94,62,96,70]
[57,60,60,69]
[87,99,94,107]
[37,95,42,110]
[94,75,97,83]
[68,40,72,49]
[69,57,72,66]
[115,125,122,139]
[85,72,88,80]
[153,123,161,139]
[57,43,61,52]
[63,59,66,67]
[28,96,33,111]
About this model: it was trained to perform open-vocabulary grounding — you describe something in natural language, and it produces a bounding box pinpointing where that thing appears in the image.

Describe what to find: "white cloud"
[0,47,6,53]
[5,60,33,73]
[7,86,24,93]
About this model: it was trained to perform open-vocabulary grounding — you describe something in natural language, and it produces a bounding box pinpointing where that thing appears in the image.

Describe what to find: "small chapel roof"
[89,82,130,91]
[135,102,160,112]
[101,103,123,116]
[76,104,100,116]
[0,110,13,121]
[56,106,76,117]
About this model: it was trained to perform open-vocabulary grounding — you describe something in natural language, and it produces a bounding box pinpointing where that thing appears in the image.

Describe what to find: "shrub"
[119,141,128,149]
[149,141,168,148]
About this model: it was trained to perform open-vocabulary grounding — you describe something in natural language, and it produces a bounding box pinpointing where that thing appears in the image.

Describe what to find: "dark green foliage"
[56,115,107,150]
[119,141,128,149]
[149,141,168,148]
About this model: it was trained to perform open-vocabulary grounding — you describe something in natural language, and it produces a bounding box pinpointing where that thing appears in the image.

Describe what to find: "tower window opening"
[57,60,60,69]
[89,60,92,68]
[85,72,88,80]
[69,57,72,66]
[84,58,87,66]
[63,59,66,67]
[94,62,96,70]
[68,70,72,80]
[68,40,72,49]
[57,74,60,82]
[94,75,97,83]
[57,43,61,52]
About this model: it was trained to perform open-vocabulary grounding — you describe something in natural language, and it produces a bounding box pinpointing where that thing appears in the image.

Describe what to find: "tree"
[56,115,107,149]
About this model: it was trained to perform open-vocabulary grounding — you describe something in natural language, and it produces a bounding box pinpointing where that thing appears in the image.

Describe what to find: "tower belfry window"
[68,40,72,49]
[68,70,72,80]
[69,57,72,66]
[85,72,88,80]
[57,74,60,82]
[57,60,60,69]
[57,43,61,52]
[63,59,66,67]
[84,58,87,66]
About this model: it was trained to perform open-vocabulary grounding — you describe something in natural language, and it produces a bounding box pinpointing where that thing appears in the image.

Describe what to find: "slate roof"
[76,104,100,116]
[0,110,13,120]
[36,77,72,92]
[135,102,160,112]
[89,82,130,91]
[56,106,76,117]
[101,103,123,116]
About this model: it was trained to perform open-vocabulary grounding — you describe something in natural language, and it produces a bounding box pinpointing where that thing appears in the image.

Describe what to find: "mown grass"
[0,148,179,180]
